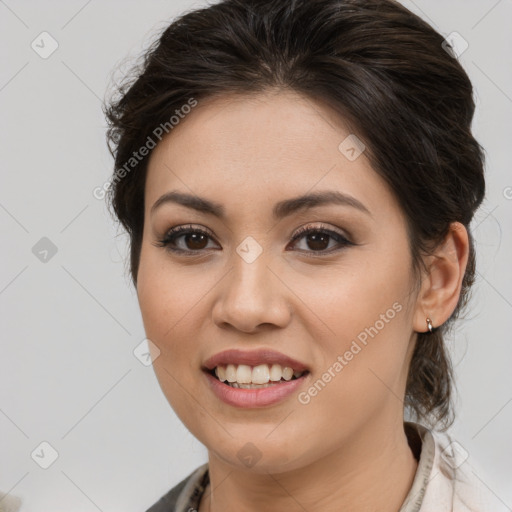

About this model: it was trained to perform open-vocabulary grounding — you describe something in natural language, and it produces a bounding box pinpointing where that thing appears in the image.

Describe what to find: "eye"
[153,223,354,256]
[287,224,354,254]
[153,225,220,254]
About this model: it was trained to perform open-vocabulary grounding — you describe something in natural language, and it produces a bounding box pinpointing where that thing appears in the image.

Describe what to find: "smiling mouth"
[206,363,309,389]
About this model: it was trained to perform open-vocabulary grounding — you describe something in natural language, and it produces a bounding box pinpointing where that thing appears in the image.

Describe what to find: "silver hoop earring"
[426,317,433,333]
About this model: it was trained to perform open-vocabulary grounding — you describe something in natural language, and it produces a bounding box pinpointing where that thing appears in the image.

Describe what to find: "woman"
[103,0,507,510]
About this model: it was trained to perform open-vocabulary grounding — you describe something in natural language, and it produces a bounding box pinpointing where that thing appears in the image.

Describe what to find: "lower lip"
[203,371,308,408]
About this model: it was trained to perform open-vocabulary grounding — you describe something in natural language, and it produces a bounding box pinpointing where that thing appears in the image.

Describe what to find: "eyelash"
[154,223,355,257]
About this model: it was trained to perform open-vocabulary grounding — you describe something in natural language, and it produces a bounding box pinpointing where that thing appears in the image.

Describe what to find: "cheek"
[137,246,204,341]
[302,247,412,348]
[136,248,198,379]
[296,250,414,418]
[136,250,208,428]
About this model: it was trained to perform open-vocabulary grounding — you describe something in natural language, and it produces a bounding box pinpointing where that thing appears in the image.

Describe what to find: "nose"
[211,248,293,333]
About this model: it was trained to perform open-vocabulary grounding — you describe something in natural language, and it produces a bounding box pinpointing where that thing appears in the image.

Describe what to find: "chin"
[203,432,313,474]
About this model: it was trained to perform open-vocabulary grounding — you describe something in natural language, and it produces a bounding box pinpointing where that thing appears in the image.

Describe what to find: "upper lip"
[203,349,309,372]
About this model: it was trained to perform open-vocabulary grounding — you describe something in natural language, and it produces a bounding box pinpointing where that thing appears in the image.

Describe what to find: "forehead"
[144,91,396,219]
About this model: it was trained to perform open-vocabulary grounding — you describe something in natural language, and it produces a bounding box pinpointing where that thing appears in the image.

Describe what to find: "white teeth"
[282,367,293,381]
[215,365,226,381]
[212,363,305,385]
[236,364,252,384]
[225,364,237,382]
[252,364,270,384]
[230,382,278,389]
[269,364,282,382]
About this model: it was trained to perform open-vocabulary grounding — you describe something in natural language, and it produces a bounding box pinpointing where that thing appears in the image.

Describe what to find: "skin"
[136,90,469,512]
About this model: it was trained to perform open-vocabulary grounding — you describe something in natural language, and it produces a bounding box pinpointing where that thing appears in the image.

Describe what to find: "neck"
[201,416,419,512]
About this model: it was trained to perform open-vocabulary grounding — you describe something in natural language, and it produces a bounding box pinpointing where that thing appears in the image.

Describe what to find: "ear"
[413,222,470,333]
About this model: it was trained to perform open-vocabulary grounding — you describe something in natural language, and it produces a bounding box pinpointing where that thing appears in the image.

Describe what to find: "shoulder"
[145,463,209,512]
[415,424,508,512]
[0,490,22,512]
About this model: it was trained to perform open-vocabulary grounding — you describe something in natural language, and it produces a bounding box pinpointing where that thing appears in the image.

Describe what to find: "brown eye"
[289,225,353,254]
[302,232,330,251]
[183,232,209,250]
[155,225,220,254]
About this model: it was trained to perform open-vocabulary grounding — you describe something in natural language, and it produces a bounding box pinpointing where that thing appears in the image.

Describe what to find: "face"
[137,90,420,473]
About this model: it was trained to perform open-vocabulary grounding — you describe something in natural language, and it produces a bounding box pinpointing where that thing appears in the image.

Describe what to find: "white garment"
[0,491,22,512]
[401,422,510,511]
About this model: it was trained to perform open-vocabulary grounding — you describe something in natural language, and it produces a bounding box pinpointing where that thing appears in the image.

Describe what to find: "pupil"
[187,233,207,250]
[307,233,329,250]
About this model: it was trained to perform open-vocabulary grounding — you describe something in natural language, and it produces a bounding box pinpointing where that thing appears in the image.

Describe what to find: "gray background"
[0,0,511,510]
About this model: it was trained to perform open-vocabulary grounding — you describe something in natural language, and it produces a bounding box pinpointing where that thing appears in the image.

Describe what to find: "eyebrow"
[150,190,371,219]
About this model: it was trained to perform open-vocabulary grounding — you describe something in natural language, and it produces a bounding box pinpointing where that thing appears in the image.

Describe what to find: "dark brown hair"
[104,0,485,429]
